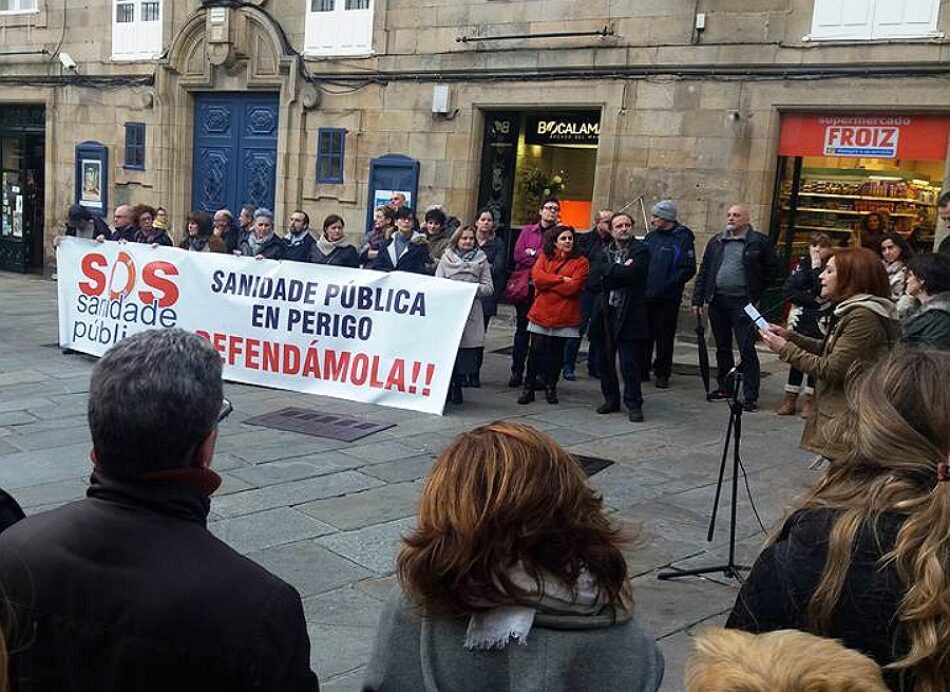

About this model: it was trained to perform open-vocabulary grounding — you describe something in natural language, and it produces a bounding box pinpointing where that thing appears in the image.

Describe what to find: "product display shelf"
[796,192,930,204]
[783,207,916,217]
[794,225,854,235]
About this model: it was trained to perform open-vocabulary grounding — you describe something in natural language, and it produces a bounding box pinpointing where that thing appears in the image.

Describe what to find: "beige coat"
[780,294,899,459]
[435,247,494,349]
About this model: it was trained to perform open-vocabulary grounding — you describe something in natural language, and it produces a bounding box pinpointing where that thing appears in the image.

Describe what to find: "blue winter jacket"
[643,223,696,300]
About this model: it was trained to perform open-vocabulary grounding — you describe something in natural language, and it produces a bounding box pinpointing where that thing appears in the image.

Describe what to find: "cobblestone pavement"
[0,271,817,691]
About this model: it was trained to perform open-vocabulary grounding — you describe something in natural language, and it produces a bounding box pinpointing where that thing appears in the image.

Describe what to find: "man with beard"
[588,212,651,422]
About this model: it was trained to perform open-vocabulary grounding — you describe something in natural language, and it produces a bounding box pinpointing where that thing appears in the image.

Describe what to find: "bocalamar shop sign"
[525,111,601,146]
[779,113,950,161]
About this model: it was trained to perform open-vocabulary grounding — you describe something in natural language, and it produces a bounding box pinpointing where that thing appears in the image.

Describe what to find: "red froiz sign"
[822,117,904,158]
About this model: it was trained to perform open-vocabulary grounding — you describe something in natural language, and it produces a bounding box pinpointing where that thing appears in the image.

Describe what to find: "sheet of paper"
[744,303,769,331]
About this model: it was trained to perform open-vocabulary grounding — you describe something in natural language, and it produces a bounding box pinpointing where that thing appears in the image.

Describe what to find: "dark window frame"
[123,121,146,170]
[316,127,345,184]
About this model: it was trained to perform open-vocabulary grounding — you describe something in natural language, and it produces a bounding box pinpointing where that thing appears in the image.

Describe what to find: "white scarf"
[317,232,351,257]
[463,564,608,650]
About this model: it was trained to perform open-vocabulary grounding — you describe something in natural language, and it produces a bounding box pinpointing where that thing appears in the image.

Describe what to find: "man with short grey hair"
[692,205,780,411]
[0,330,320,691]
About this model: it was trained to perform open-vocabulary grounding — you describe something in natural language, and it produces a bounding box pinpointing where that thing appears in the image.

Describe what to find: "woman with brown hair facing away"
[363,422,664,692]
[726,349,950,691]
[759,248,900,461]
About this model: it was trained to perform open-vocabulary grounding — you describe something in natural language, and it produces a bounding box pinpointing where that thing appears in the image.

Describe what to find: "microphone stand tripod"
[658,364,751,582]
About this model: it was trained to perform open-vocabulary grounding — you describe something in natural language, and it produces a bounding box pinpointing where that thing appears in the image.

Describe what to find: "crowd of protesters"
[58,190,950,418]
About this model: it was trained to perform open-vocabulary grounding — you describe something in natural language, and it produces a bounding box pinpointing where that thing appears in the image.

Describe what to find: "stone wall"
[1,0,949,266]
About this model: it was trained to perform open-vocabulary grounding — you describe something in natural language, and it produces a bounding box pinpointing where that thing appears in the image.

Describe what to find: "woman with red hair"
[363,422,663,691]
[760,247,900,460]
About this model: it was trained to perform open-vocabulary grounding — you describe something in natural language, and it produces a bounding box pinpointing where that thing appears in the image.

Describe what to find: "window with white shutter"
[304,0,374,57]
[0,0,37,13]
[809,0,940,40]
[112,0,163,61]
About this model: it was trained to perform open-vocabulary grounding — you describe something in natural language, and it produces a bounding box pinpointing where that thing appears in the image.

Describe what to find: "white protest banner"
[56,238,476,415]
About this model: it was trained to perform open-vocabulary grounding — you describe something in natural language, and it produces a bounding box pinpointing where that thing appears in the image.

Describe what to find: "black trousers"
[595,309,645,409]
[525,333,566,390]
[639,298,682,379]
[474,314,492,375]
[563,290,597,374]
[511,299,532,376]
[708,294,760,402]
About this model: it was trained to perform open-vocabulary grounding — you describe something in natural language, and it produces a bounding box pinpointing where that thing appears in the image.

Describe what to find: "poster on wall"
[79,160,102,206]
[12,188,23,238]
[74,141,108,217]
[372,189,413,210]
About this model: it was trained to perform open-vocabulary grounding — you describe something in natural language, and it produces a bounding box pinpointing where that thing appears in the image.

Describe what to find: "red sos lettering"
[79,251,180,308]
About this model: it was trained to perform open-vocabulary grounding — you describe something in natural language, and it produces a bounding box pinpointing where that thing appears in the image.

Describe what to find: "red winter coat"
[528,250,590,329]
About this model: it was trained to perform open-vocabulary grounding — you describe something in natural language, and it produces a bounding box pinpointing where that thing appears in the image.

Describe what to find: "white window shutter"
[305,0,374,56]
[810,0,874,39]
[339,3,373,54]
[112,0,163,60]
[872,0,940,38]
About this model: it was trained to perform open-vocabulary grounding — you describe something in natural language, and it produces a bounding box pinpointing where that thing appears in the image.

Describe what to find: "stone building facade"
[2,0,950,274]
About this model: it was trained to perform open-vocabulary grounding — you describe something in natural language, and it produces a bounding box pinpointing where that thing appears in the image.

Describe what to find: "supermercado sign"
[56,239,476,415]
[779,113,950,161]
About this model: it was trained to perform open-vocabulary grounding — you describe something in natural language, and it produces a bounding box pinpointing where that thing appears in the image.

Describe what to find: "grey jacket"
[363,588,664,692]
[435,247,494,349]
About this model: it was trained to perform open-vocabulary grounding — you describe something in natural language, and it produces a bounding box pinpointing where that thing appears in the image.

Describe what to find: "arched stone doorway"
[155,5,305,226]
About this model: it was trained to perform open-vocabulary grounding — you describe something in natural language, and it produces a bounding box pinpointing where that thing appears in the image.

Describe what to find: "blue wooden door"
[192,93,279,215]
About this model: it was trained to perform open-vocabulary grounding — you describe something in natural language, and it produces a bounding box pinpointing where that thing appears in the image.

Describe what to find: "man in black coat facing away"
[588,212,651,422]
[0,329,320,692]
[691,204,781,411]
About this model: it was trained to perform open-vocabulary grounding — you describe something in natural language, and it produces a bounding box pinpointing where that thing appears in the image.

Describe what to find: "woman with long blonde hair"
[727,349,950,691]
[363,422,663,691]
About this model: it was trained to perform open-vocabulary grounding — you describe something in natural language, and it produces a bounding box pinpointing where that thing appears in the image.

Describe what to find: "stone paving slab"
[360,454,436,484]
[228,453,364,487]
[208,507,336,553]
[248,541,374,598]
[0,272,820,690]
[211,471,384,518]
[297,482,421,531]
[316,518,416,576]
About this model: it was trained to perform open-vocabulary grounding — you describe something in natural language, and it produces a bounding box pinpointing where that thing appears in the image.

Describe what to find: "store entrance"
[0,105,46,274]
[772,113,948,264]
[477,109,600,239]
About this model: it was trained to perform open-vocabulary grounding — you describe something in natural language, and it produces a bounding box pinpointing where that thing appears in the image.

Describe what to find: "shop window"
[773,112,947,257]
[124,122,146,170]
[810,0,940,40]
[0,0,36,12]
[112,0,163,61]
[304,0,374,56]
[316,128,345,184]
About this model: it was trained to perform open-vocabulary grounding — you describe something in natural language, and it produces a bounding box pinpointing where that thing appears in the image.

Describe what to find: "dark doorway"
[0,105,45,273]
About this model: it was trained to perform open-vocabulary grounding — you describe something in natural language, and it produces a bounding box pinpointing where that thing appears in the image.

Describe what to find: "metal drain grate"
[573,454,614,477]
[244,407,395,442]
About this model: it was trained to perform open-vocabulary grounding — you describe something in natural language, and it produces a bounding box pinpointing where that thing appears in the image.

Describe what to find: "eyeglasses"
[542,205,560,211]
[217,398,233,424]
